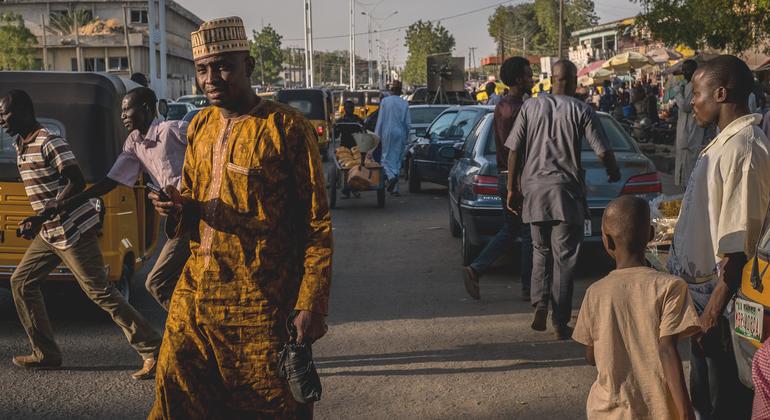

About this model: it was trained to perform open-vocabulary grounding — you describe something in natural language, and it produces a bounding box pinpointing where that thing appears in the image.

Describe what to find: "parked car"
[408,105,493,192]
[182,108,202,123]
[339,90,381,119]
[731,202,770,388]
[276,88,334,159]
[165,102,196,121]
[446,112,662,264]
[404,105,450,178]
[176,94,209,108]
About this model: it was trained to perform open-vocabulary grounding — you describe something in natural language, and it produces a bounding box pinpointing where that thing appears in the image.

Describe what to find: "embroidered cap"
[191,16,250,60]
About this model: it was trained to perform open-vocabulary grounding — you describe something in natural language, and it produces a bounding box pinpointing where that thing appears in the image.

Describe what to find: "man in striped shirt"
[0,89,161,379]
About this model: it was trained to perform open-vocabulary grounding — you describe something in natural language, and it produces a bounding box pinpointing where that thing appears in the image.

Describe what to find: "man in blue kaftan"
[375,80,411,195]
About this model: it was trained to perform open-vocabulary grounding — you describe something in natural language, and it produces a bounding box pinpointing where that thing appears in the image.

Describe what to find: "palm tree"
[48,9,93,36]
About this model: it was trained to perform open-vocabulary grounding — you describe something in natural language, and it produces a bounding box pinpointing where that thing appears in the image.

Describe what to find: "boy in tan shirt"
[573,196,701,419]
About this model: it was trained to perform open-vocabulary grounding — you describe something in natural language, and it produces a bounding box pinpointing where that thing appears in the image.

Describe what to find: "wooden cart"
[328,122,386,209]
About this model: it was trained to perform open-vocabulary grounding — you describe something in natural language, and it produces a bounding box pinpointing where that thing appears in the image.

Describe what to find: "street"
[0,180,613,419]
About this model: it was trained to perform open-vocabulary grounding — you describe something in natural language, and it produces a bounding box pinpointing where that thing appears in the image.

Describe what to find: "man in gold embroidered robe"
[148,17,332,419]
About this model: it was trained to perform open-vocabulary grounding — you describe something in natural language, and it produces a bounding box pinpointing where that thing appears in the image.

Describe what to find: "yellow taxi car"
[0,72,160,302]
[339,90,380,119]
[732,204,770,388]
[276,88,333,159]
[474,81,508,103]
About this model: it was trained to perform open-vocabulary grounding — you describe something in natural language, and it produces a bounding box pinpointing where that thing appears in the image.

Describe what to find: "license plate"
[735,298,764,342]
[584,219,592,237]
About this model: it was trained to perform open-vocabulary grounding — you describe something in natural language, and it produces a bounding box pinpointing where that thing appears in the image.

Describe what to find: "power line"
[283,0,519,42]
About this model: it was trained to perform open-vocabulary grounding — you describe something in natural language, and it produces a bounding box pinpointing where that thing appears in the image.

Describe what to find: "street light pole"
[362,11,373,87]
[302,0,314,87]
[349,0,356,89]
[308,0,314,87]
[558,0,564,59]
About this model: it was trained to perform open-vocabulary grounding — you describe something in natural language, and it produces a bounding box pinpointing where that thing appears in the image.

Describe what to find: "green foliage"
[250,25,283,85]
[48,9,93,36]
[488,1,598,57]
[314,50,350,85]
[635,0,770,53]
[402,20,455,85]
[0,13,37,71]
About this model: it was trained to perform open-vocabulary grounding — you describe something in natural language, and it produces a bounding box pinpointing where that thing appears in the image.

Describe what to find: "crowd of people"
[5,11,770,420]
[465,52,770,419]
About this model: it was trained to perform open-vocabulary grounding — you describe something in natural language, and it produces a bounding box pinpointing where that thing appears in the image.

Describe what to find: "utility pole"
[122,5,133,75]
[308,0,314,87]
[302,0,314,87]
[364,11,373,87]
[349,0,356,89]
[558,0,564,59]
[159,0,167,98]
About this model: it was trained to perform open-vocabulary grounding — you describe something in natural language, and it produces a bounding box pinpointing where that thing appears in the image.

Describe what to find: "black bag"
[278,313,322,403]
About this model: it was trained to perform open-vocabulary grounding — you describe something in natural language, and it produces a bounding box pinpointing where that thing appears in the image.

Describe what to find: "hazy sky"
[179,0,641,66]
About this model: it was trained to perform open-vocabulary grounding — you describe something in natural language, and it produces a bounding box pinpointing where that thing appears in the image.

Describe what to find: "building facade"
[568,17,660,69]
[0,0,203,99]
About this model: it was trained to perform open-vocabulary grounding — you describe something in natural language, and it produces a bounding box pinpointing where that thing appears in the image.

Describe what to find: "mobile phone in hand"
[146,183,171,202]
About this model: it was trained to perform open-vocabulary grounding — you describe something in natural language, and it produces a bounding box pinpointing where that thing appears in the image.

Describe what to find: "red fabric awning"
[578,60,607,77]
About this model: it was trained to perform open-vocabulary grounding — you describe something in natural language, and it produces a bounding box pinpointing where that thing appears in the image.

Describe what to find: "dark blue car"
[447,111,662,264]
[407,105,493,193]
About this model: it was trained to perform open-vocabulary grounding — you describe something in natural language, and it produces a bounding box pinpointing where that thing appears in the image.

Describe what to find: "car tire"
[461,226,479,266]
[449,202,461,238]
[115,256,134,304]
[408,159,421,193]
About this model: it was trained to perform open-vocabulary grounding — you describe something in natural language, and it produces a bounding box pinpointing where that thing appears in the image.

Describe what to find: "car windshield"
[409,107,448,125]
[0,119,65,181]
[581,116,635,152]
[342,91,365,106]
[367,92,381,105]
[278,91,326,120]
[177,96,209,107]
[166,104,188,121]
[485,114,635,155]
[183,109,201,123]
[444,110,481,139]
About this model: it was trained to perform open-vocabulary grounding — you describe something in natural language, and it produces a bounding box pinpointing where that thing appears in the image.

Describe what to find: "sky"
[178,0,642,66]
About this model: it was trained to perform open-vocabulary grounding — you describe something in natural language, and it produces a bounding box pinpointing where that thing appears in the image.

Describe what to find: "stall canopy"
[646,48,683,64]
[663,52,718,75]
[603,51,655,72]
[578,60,607,77]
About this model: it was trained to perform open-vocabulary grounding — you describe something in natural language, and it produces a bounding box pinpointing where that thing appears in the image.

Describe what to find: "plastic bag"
[649,194,683,244]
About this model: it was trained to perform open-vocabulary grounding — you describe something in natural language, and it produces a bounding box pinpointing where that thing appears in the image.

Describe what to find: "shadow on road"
[317,340,585,377]
[328,180,614,325]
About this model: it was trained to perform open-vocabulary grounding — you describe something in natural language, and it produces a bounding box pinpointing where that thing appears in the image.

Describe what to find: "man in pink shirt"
[55,87,189,310]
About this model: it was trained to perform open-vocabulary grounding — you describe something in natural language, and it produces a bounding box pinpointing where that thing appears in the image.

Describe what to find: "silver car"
[447,111,662,264]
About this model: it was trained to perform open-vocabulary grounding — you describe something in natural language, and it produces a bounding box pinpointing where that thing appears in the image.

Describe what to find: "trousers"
[529,221,583,327]
[11,229,161,361]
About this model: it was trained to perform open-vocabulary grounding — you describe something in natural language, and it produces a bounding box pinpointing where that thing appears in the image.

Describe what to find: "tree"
[402,20,455,85]
[487,1,598,57]
[314,50,351,85]
[250,25,283,85]
[0,13,37,71]
[48,9,93,36]
[488,4,549,56]
[634,0,770,53]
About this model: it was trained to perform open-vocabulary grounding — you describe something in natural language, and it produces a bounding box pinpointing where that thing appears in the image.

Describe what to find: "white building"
[0,0,203,99]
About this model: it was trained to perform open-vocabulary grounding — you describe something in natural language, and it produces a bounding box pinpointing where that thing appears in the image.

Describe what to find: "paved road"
[0,180,615,419]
